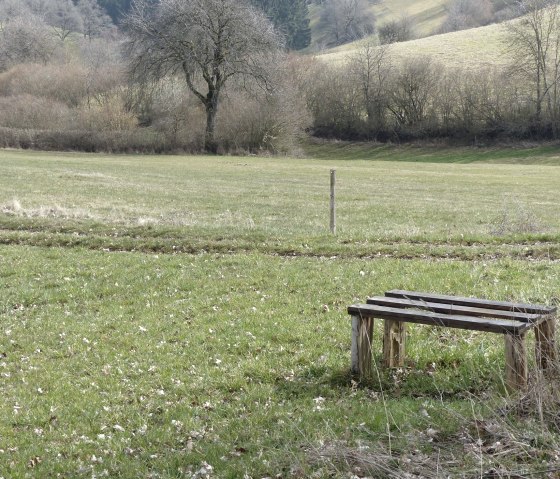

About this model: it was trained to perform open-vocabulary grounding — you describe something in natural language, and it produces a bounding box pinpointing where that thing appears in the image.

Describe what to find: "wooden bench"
[348,290,557,391]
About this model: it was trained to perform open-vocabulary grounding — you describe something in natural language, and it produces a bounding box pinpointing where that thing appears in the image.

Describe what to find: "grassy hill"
[317,20,510,69]
[309,0,449,49]
[371,0,448,36]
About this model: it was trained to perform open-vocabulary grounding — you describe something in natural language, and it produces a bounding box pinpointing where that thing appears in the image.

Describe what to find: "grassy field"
[319,21,509,69]
[1,146,560,477]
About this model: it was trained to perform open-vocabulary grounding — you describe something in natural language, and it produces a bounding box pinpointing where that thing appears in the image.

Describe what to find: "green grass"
[1,246,559,477]
[1,146,560,477]
[2,146,560,253]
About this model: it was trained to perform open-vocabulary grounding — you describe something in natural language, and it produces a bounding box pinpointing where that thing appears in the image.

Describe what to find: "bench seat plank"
[348,304,528,334]
[385,290,556,315]
[367,296,542,322]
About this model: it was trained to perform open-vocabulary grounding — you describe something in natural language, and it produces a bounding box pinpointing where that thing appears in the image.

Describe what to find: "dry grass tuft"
[310,362,560,478]
[1,198,94,220]
[503,366,560,433]
[490,199,544,236]
[308,440,440,478]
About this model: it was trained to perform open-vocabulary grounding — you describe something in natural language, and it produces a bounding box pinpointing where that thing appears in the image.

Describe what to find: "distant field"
[1,146,560,250]
[319,21,509,69]
[1,147,560,477]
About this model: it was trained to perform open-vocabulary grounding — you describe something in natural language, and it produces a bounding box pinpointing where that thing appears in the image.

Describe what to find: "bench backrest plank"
[385,290,556,315]
[367,296,542,322]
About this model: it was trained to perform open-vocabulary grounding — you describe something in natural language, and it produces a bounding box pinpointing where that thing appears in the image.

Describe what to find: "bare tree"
[440,0,493,33]
[77,0,113,40]
[387,57,439,127]
[506,0,560,133]
[123,0,283,152]
[0,14,55,70]
[0,1,31,33]
[348,41,392,133]
[319,0,375,46]
[47,0,84,41]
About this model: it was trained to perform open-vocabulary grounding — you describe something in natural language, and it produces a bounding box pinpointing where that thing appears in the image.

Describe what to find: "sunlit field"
[1,146,560,477]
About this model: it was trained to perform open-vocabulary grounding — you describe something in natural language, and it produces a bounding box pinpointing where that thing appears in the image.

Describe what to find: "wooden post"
[505,333,528,392]
[383,320,406,368]
[330,169,336,235]
[351,315,373,379]
[535,317,557,370]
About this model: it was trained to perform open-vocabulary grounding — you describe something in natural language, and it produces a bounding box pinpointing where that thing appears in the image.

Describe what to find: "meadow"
[1,145,560,477]
[318,21,509,69]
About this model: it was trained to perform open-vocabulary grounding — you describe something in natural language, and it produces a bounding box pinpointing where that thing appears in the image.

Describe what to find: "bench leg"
[535,317,557,370]
[351,315,374,379]
[505,332,528,392]
[383,320,406,368]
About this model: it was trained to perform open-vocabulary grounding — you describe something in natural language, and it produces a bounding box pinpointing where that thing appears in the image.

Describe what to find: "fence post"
[330,169,336,235]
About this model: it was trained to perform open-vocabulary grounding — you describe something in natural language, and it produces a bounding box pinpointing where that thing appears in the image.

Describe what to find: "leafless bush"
[348,42,393,136]
[217,86,310,154]
[305,62,365,138]
[144,78,205,149]
[0,15,57,71]
[378,15,415,44]
[0,61,125,108]
[74,94,137,132]
[0,94,71,130]
[439,0,494,33]
[387,57,440,130]
[216,57,311,154]
[490,198,544,235]
[0,64,86,106]
[318,0,376,46]
[0,126,168,153]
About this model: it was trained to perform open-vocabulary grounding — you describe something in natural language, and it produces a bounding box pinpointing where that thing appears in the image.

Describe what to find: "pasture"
[318,21,509,69]
[1,146,560,477]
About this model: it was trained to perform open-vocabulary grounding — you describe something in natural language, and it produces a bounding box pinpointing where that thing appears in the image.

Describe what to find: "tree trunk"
[204,91,220,154]
[205,104,218,153]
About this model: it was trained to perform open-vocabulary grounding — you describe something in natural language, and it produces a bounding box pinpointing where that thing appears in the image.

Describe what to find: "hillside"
[309,0,449,49]
[317,20,509,69]
[371,0,448,36]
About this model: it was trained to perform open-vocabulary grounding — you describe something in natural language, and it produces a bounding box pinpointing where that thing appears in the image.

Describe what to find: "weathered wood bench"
[348,290,557,391]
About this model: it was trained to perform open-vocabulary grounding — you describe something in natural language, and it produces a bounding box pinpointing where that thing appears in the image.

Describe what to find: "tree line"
[0,0,559,154]
[308,0,560,142]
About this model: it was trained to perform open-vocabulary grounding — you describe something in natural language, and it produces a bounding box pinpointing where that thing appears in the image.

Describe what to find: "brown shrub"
[0,62,124,107]
[0,94,72,130]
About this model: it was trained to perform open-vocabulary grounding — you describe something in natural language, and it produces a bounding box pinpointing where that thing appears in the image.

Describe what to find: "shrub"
[217,90,308,154]
[439,0,494,33]
[74,94,137,132]
[0,63,124,107]
[378,15,414,44]
[0,126,168,153]
[0,94,72,130]
[0,15,57,71]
